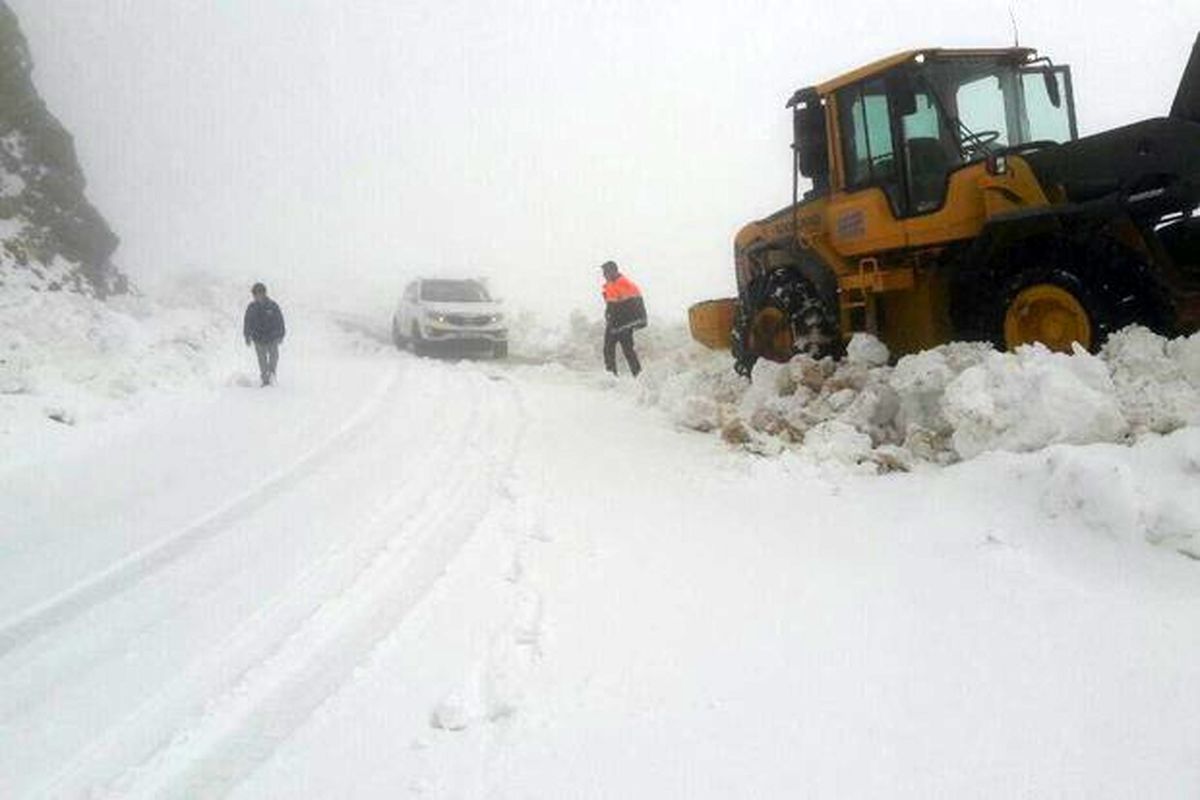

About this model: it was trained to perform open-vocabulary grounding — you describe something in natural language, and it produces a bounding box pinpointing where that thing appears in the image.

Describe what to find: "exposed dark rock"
[0,1,123,295]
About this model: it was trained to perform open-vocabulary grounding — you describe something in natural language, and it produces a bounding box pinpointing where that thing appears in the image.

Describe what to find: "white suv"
[392,278,508,358]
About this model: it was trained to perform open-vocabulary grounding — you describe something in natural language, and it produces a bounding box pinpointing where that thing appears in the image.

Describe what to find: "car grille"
[446,314,493,327]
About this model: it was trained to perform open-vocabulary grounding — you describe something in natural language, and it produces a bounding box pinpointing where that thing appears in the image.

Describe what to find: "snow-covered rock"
[430,694,472,731]
[845,332,889,367]
[0,3,122,295]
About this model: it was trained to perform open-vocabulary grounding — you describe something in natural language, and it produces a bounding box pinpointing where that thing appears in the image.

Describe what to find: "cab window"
[898,92,958,214]
[837,78,901,210]
[1020,69,1074,143]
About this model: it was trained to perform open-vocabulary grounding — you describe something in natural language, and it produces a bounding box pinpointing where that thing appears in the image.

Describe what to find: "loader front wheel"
[995,236,1171,353]
[733,268,838,376]
[1002,278,1094,352]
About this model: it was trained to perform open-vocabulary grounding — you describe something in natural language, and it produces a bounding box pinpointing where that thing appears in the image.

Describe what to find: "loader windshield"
[836,54,1076,215]
[920,56,1075,156]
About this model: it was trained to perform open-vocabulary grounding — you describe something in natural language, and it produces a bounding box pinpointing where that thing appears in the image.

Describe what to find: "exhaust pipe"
[1170,33,1200,122]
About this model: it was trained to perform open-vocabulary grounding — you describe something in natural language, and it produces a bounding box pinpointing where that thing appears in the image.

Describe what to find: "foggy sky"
[9,0,1198,319]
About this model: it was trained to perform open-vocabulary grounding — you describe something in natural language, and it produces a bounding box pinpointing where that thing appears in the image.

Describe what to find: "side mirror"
[1043,69,1062,108]
[894,90,918,117]
[886,71,918,116]
[793,102,828,175]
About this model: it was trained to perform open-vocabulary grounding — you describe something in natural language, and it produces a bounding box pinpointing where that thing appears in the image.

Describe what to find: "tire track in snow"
[20,359,467,791]
[38,365,526,798]
[0,363,402,658]
[137,370,525,799]
[0,360,438,728]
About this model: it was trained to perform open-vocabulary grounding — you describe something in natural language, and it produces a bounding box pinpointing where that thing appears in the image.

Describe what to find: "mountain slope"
[0,0,121,295]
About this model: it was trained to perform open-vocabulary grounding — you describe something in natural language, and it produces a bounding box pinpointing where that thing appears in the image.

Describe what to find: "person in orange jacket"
[600,260,646,376]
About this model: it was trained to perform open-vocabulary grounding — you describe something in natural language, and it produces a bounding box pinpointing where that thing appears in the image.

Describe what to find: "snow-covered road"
[1,344,528,796]
[2,322,1199,798]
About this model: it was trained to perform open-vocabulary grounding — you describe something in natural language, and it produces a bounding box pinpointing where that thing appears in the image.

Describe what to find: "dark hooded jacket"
[244,299,286,343]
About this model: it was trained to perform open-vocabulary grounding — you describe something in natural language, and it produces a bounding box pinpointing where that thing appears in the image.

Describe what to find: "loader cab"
[822,49,1077,218]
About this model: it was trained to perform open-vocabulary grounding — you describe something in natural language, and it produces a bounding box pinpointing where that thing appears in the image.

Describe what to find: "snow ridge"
[636,328,1200,468]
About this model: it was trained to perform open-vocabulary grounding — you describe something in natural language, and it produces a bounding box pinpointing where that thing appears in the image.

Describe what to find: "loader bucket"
[1171,33,1200,122]
[688,298,736,350]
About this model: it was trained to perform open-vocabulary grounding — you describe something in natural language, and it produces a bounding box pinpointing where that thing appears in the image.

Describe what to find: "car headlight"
[425,310,448,324]
[490,313,504,324]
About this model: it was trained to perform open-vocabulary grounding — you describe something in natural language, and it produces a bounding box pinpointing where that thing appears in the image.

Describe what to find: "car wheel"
[391,316,405,349]
[411,323,428,356]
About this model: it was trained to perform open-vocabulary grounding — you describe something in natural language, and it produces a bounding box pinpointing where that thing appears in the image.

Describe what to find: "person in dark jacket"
[243,282,286,386]
[600,260,646,376]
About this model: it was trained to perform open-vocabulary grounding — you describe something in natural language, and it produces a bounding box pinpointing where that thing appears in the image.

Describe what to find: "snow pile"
[942,345,1127,459]
[1103,325,1200,433]
[507,308,693,370]
[1001,429,1200,558]
[638,328,1200,468]
[507,310,601,369]
[0,272,243,436]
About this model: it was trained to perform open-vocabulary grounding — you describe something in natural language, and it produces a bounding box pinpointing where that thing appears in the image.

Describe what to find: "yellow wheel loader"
[694,36,1200,375]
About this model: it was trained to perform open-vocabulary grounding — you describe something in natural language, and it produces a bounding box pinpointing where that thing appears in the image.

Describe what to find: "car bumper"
[422,324,507,343]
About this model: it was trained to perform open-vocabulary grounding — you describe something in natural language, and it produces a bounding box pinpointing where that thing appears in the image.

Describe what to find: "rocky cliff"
[0,1,122,296]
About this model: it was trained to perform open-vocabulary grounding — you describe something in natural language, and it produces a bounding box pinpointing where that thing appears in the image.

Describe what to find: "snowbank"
[0,273,250,449]
[634,328,1200,469]
[6,266,1198,485]
[1026,431,1200,558]
[507,308,693,370]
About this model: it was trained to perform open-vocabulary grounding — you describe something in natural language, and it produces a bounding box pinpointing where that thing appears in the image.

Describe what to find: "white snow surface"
[1,280,1198,798]
[639,330,1200,467]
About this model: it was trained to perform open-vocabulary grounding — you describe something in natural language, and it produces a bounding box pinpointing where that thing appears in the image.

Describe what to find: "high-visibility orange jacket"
[602,274,647,332]
[602,275,642,303]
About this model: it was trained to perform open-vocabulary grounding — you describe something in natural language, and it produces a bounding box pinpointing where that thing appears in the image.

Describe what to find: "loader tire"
[730,300,755,377]
[999,268,1100,352]
[995,237,1170,352]
[733,268,839,377]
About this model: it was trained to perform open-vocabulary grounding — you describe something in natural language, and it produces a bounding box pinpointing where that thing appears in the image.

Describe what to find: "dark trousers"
[603,328,641,376]
[254,340,280,384]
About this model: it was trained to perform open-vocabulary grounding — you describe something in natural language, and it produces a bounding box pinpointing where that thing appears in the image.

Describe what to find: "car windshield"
[420,280,490,303]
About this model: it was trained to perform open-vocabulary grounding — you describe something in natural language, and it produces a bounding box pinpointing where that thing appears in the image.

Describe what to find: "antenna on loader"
[1009,4,1020,47]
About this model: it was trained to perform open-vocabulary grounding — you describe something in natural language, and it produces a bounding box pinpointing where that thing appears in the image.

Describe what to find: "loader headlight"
[986,154,1008,176]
